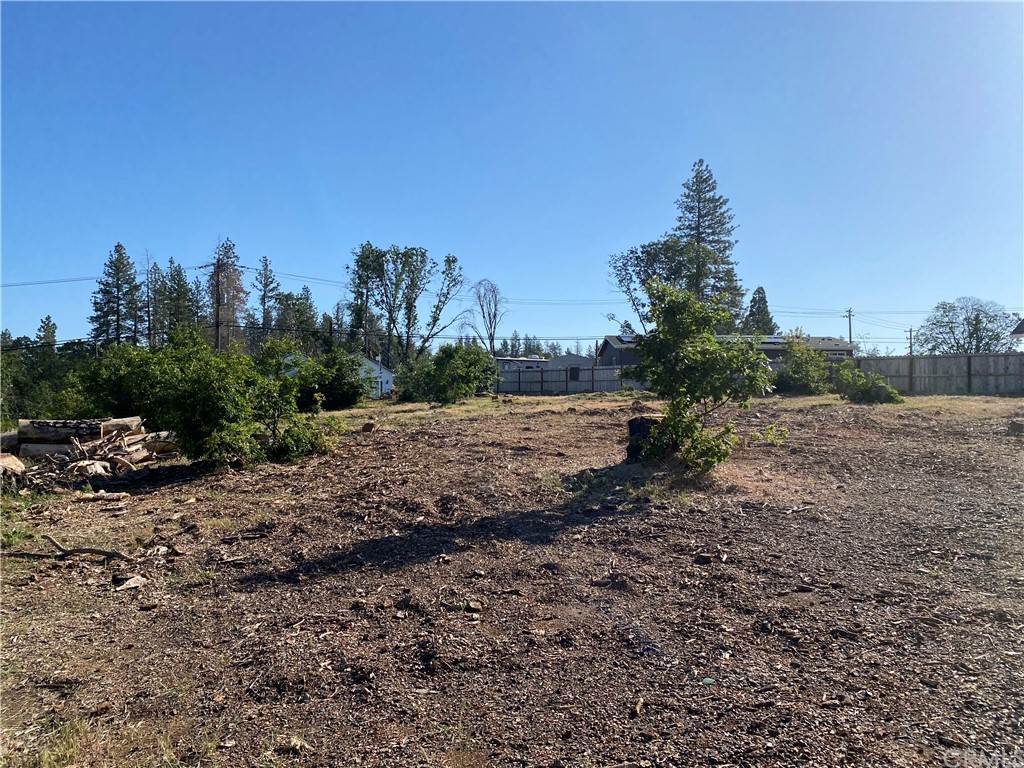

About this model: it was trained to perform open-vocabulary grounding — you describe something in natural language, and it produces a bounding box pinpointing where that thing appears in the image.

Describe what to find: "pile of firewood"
[3,418,179,490]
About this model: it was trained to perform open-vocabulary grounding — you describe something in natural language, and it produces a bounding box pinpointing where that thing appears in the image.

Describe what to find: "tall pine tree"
[671,159,743,327]
[90,243,144,346]
[206,238,249,349]
[609,159,745,334]
[164,258,201,332]
[251,255,281,347]
[740,286,779,336]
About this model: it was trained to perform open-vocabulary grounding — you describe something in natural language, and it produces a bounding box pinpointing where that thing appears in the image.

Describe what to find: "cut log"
[0,453,26,475]
[17,417,143,444]
[69,460,110,477]
[18,443,78,458]
[0,431,18,451]
[143,439,178,455]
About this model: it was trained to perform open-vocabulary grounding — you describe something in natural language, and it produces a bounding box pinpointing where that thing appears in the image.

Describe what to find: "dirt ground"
[1,393,1022,768]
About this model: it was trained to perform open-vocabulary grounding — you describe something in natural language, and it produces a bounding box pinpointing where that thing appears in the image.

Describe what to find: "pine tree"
[508,330,522,357]
[146,260,168,347]
[740,286,779,336]
[164,259,201,332]
[671,159,744,326]
[31,315,59,382]
[90,243,144,345]
[206,238,249,349]
[251,255,281,347]
[609,159,745,334]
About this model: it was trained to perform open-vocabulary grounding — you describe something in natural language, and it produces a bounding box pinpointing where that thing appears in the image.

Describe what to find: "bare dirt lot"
[2,394,1023,768]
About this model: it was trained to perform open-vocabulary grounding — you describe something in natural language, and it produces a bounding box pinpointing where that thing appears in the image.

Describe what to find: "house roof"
[601,334,638,350]
[361,355,394,375]
[807,336,855,352]
[549,353,594,365]
[1011,318,1024,339]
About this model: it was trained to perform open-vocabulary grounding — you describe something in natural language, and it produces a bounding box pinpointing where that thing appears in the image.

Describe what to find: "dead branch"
[41,533,134,562]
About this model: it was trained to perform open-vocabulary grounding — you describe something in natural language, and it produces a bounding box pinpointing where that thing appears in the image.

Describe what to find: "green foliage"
[89,242,144,346]
[610,159,744,333]
[84,330,338,465]
[267,416,334,462]
[397,344,496,404]
[917,297,1021,354]
[395,354,436,403]
[317,348,373,410]
[748,424,790,446]
[348,242,465,368]
[774,335,831,395]
[740,286,779,335]
[642,400,738,474]
[50,372,95,420]
[834,361,903,404]
[629,281,773,473]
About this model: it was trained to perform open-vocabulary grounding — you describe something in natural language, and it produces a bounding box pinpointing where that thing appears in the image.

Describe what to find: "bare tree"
[463,279,508,356]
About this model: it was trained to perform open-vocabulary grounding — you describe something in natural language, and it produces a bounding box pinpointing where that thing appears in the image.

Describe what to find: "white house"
[361,355,394,398]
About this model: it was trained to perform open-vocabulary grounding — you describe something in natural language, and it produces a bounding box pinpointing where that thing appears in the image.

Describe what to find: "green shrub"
[629,281,773,474]
[397,345,496,404]
[317,348,373,410]
[86,330,336,465]
[774,336,830,395]
[834,360,903,404]
[268,416,334,461]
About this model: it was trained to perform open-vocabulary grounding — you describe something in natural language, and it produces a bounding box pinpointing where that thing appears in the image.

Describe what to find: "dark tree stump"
[626,415,664,462]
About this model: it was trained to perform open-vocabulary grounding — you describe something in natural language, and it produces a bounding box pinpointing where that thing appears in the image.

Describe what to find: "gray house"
[597,335,641,367]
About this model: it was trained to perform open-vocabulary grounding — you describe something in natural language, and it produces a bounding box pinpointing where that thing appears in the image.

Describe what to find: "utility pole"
[144,249,154,348]
[214,254,222,351]
[846,308,853,343]
[907,327,914,356]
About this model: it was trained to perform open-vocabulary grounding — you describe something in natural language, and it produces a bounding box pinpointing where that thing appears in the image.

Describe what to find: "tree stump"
[626,415,664,462]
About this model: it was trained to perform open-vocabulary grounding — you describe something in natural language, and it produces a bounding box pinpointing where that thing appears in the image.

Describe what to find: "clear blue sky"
[3,2,1022,354]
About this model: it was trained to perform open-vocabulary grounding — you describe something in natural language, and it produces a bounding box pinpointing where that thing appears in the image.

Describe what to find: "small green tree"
[397,344,495,404]
[834,361,903,404]
[774,332,830,395]
[318,348,373,410]
[629,281,772,473]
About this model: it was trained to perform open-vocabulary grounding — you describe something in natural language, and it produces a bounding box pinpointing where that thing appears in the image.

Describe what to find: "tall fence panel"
[857,354,1024,396]
[497,366,645,395]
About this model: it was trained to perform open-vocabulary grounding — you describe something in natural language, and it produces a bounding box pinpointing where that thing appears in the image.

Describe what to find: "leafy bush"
[834,360,903,404]
[629,281,773,474]
[87,330,336,465]
[268,416,334,461]
[397,345,495,404]
[317,348,373,410]
[773,335,831,395]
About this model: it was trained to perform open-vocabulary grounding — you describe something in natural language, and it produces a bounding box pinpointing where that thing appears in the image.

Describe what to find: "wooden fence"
[857,354,1024,396]
[497,366,644,394]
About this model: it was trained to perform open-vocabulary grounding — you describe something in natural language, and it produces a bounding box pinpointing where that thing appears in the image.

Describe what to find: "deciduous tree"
[917,297,1021,355]
[629,281,772,473]
[465,279,508,356]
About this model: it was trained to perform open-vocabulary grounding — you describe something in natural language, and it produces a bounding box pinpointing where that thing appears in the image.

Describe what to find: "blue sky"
[3,1,1022,353]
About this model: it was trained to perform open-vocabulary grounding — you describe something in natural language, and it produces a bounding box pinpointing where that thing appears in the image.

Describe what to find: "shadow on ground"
[235,461,659,589]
